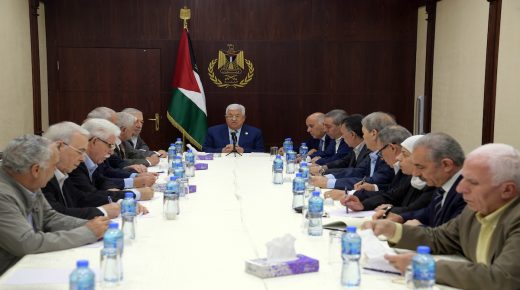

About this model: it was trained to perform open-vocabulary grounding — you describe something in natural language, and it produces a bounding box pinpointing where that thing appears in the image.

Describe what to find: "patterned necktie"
[319,139,324,151]
[433,188,446,226]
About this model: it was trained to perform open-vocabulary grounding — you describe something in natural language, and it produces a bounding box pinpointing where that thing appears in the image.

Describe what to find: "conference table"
[0,154,454,289]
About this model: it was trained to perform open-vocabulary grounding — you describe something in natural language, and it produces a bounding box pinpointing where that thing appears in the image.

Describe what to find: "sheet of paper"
[358,229,400,274]
[327,206,374,218]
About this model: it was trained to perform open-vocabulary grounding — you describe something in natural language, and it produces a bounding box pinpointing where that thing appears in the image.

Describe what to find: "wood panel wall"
[45,0,418,150]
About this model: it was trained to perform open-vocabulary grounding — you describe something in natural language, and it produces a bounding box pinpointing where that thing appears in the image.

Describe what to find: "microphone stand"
[226,131,242,157]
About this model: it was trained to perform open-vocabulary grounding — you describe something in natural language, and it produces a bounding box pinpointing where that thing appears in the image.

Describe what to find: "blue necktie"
[319,139,324,151]
[432,188,446,226]
[369,152,378,177]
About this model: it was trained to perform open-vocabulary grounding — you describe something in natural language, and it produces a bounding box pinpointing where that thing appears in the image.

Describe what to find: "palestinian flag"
[167,28,207,149]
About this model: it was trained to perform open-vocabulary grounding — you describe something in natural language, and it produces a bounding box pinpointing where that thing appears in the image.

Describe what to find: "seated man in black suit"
[374,132,467,228]
[202,103,264,153]
[305,112,329,157]
[42,121,121,219]
[122,107,167,157]
[68,118,154,202]
[310,109,351,165]
[311,112,396,191]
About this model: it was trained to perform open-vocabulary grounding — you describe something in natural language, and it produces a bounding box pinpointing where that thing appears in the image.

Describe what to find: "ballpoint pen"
[107,196,113,203]
[359,176,366,185]
[380,205,393,219]
[345,186,349,214]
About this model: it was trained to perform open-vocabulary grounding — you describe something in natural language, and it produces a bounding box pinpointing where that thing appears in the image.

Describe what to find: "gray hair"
[122,108,142,115]
[115,112,137,129]
[82,118,121,140]
[361,112,396,132]
[378,125,412,145]
[1,134,53,173]
[325,109,348,125]
[467,143,520,186]
[226,104,246,115]
[415,132,465,167]
[87,107,115,120]
[43,121,89,143]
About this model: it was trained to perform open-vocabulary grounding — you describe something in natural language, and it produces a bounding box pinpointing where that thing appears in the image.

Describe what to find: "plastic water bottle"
[174,138,183,155]
[308,191,323,236]
[167,143,176,166]
[299,162,309,182]
[299,142,309,160]
[185,149,195,178]
[282,138,293,154]
[121,192,136,240]
[272,155,284,184]
[69,260,95,290]
[341,226,361,287]
[412,246,436,290]
[173,161,185,179]
[163,176,180,219]
[101,222,124,282]
[292,173,305,211]
[286,150,296,174]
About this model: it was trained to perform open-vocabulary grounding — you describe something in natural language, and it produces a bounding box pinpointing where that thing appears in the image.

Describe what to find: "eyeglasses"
[377,143,396,157]
[90,137,116,150]
[225,114,243,120]
[63,142,87,155]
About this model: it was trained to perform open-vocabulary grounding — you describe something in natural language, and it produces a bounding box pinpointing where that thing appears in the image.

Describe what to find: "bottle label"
[273,161,283,171]
[308,199,323,213]
[293,180,305,192]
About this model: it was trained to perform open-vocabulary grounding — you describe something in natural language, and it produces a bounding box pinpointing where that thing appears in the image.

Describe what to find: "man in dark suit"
[41,122,121,219]
[374,132,466,227]
[202,103,264,153]
[311,109,351,165]
[305,112,329,157]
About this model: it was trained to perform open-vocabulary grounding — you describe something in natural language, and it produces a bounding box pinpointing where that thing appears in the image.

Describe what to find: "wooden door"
[51,47,168,149]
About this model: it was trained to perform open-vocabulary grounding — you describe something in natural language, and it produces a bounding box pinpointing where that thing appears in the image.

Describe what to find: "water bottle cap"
[288,138,292,140]
[170,143,175,146]
[187,149,192,153]
[124,192,134,198]
[417,246,430,254]
[295,173,302,177]
[175,156,181,159]
[76,260,89,267]
[108,222,119,229]
[301,162,307,166]
[170,176,178,181]
[285,138,290,141]
[276,155,281,158]
[302,142,306,146]
[346,226,357,233]
[176,138,181,141]
[312,191,320,197]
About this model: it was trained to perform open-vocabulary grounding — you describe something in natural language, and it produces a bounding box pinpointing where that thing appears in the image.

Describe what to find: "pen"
[359,176,366,185]
[380,205,393,219]
[107,196,113,203]
[344,186,349,214]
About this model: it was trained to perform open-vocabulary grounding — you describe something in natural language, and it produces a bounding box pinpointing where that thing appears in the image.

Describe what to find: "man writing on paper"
[202,103,264,153]
[364,143,520,289]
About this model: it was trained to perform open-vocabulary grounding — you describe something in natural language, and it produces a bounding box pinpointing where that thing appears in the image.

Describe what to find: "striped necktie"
[432,188,446,226]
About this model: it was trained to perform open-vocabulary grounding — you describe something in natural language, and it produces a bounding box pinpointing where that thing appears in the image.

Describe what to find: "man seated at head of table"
[310,109,351,165]
[372,132,467,228]
[121,107,167,158]
[68,118,154,202]
[202,103,265,153]
[339,134,435,214]
[323,125,412,201]
[310,114,368,176]
[41,121,122,219]
[0,135,109,275]
[310,112,396,191]
[364,143,520,289]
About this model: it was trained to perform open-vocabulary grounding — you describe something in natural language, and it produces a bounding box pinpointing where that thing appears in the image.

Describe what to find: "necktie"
[319,139,324,151]
[432,188,446,226]
[118,145,126,159]
[369,152,378,177]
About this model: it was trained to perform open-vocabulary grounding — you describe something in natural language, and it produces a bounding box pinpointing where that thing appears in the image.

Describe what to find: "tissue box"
[189,185,196,193]
[245,254,319,278]
[197,154,213,160]
[195,163,208,170]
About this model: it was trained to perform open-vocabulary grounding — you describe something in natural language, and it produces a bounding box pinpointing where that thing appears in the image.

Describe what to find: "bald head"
[306,112,325,139]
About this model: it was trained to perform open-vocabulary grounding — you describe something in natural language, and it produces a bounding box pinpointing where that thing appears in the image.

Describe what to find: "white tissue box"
[245,254,319,278]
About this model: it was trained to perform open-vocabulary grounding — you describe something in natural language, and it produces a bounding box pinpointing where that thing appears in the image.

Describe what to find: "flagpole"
[179,6,190,149]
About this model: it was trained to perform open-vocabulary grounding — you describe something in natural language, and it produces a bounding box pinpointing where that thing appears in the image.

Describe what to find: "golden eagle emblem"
[208,44,254,88]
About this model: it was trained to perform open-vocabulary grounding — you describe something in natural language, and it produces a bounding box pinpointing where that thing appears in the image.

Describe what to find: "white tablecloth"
[0,154,447,289]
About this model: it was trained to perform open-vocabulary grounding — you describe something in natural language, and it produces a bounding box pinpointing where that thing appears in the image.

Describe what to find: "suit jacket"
[42,176,104,219]
[360,174,435,212]
[68,162,131,204]
[93,160,137,190]
[129,135,150,151]
[332,154,395,191]
[395,197,520,289]
[202,124,265,153]
[325,145,371,175]
[354,170,409,201]
[111,144,150,167]
[309,135,331,158]
[400,176,466,227]
[315,138,352,165]
[0,168,97,275]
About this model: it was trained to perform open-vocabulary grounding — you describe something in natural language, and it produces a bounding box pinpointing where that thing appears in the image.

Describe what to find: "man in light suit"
[121,107,167,157]
[365,143,520,289]
[202,103,264,153]
[0,135,109,275]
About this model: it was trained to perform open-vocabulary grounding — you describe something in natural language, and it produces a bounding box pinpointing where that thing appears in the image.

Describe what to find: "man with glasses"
[202,103,264,153]
[41,122,122,219]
